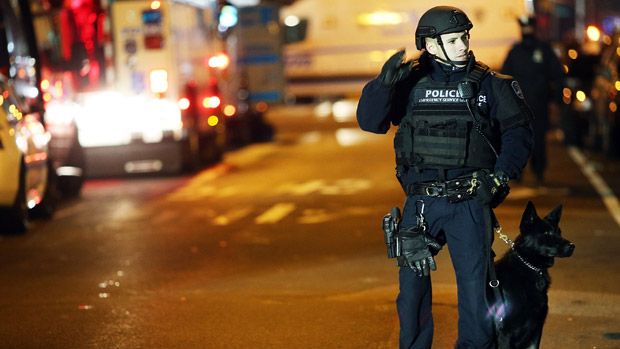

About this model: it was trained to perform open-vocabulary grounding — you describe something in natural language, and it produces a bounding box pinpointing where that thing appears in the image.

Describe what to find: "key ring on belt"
[467,178,478,194]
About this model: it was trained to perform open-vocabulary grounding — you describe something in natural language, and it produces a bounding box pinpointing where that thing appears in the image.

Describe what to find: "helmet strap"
[434,35,469,69]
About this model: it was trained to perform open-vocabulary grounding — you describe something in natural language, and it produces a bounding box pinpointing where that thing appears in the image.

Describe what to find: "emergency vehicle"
[281,0,530,99]
[30,0,228,177]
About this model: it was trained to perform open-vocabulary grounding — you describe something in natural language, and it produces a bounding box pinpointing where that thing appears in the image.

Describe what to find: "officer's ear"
[425,38,438,55]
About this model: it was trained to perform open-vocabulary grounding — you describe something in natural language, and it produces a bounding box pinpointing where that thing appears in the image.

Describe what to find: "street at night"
[1,107,620,348]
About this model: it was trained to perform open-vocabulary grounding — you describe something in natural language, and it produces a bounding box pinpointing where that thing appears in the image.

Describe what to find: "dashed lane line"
[568,146,620,228]
[213,207,253,226]
[254,203,296,224]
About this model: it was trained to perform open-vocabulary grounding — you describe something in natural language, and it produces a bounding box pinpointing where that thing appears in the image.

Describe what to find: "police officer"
[501,16,565,186]
[356,6,533,349]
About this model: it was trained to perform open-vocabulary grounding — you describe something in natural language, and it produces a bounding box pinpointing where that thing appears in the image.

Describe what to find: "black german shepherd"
[492,201,575,349]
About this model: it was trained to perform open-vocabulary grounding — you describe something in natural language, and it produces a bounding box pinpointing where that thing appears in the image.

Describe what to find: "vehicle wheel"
[57,138,85,197]
[0,162,28,234]
[30,160,59,219]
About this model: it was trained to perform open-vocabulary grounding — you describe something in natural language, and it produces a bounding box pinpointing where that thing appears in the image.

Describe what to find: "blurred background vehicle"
[557,31,600,147]
[0,76,56,233]
[589,29,620,157]
[1,0,85,197]
[280,0,528,102]
[26,0,228,177]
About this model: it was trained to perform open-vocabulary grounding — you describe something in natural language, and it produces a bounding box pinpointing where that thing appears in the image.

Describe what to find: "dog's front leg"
[496,333,510,349]
[529,323,544,349]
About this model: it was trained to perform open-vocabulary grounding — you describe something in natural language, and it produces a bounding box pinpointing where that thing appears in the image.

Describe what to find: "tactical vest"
[394,62,498,174]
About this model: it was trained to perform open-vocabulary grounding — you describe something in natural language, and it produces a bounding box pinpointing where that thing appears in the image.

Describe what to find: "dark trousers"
[397,196,495,349]
[530,109,549,181]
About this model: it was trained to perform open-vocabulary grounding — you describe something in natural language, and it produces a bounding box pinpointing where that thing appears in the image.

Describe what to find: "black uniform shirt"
[357,53,533,186]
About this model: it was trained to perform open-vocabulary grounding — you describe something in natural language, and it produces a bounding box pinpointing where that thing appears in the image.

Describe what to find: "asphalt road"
[1,105,619,348]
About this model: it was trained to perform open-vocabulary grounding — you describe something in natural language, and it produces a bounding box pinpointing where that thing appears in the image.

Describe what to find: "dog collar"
[495,226,544,276]
[512,249,543,276]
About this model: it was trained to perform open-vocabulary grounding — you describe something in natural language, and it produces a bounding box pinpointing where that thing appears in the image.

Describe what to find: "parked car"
[557,40,600,147]
[0,76,57,233]
[589,30,620,157]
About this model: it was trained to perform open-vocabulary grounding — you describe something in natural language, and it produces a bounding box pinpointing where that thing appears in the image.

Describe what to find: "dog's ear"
[520,201,539,231]
[545,204,563,227]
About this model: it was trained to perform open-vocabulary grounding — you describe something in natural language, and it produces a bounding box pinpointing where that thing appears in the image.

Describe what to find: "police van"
[281,0,529,100]
[29,0,228,177]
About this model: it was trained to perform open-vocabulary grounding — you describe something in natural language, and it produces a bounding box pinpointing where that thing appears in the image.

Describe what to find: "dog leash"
[494,225,543,276]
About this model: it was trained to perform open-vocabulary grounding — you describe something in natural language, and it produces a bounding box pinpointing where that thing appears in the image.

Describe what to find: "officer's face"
[425,31,470,64]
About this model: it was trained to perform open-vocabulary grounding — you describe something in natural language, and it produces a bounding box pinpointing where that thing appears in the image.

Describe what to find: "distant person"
[357,5,533,348]
[501,16,565,185]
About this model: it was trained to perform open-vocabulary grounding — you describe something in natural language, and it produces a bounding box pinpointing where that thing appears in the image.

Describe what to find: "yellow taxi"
[0,76,56,233]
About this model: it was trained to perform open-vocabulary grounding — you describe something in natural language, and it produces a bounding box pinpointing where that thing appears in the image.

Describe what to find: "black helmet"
[415,6,473,50]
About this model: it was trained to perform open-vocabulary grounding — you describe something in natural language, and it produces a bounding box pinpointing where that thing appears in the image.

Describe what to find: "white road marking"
[568,146,620,227]
[277,178,372,196]
[213,207,253,226]
[255,203,296,224]
[298,208,333,224]
[165,185,216,201]
[277,180,326,196]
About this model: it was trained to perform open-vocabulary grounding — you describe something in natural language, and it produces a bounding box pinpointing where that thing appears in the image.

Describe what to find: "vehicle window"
[0,81,22,125]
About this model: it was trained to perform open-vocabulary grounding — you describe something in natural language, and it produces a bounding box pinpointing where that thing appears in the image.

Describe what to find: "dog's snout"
[563,243,575,257]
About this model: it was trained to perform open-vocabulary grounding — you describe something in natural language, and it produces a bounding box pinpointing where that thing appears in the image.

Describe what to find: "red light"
[256,101,268,113]
[202,96,221,109]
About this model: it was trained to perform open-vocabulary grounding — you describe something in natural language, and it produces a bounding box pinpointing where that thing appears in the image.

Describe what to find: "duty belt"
[406,177,478,203]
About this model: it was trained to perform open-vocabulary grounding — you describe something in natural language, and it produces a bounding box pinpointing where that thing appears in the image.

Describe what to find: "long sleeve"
[488,75,534,179]
[495,124,534,179]
[356,78,395,134]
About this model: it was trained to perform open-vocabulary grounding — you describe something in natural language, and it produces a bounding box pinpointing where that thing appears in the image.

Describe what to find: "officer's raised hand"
[379,49,413,86]
[398,228,440,277]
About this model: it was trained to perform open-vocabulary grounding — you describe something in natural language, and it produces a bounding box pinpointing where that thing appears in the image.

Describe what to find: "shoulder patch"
[511,80,524,99]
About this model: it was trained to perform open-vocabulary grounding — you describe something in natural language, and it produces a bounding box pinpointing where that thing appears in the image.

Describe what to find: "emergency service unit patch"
[511,81,524,99]
[416,88,465,104]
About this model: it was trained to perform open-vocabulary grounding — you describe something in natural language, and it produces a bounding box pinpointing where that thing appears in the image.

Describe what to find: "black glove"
[473,169,510,208]
[398,229,440,277]
[378,49,413,87]
[426,234,444,256]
